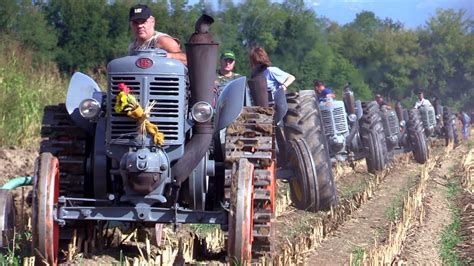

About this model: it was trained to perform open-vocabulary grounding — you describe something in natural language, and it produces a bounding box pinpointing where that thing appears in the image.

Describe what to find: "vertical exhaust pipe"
[395,101,404,122]
[172,15,219,186]
[343,83,356,115]
[248,67,269,107]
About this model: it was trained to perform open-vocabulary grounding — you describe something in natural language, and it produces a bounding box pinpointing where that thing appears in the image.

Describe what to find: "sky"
[191,0,474,29]
[307,0,473,28]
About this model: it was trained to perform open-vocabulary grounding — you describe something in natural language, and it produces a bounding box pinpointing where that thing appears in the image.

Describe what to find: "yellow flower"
[114,91,129,112]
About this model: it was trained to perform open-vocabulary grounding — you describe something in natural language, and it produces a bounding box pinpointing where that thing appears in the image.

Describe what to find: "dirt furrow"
[395,147,466,264]
[303,154,423,264]
[396,141,470,265]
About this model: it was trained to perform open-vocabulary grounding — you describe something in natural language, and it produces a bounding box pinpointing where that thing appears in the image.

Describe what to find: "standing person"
[128,4,187,65]
[314,80,336,102]
[414,90,432,109]
[249,46,295,105]
[457,111,471,140]
[375,94,390,109]
[216,50,241,88]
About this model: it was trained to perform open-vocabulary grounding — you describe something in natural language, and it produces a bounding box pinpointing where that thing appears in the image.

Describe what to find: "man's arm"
[158,35,187,65]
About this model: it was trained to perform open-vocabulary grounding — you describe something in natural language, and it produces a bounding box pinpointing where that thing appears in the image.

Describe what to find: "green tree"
[0,0,18,32]
[417,9,474,108]
[15,0,58,62]
[45,0,111,71]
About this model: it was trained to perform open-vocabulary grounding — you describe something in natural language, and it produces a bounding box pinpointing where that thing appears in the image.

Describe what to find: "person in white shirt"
[414,90,432,109]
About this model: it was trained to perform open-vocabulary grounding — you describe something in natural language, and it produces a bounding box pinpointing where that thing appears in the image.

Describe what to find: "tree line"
[1,0,473,110]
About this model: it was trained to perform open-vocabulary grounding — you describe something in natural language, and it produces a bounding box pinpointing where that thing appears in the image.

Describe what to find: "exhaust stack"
[172,15,219,186]
[343,83,356,115]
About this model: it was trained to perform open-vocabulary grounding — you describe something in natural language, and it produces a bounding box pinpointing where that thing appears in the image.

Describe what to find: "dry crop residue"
[303,152,424,264]
[395,144,468,264]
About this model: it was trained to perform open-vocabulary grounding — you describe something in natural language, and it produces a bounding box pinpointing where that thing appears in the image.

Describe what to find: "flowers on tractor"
[114,83,164,145]
[114,83,138,113]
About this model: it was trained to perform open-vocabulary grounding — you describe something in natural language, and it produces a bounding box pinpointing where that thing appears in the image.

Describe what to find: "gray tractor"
[379,102,429,164]
[318,84,388,174]
[417,104,437,138]
[0,15,337,265]
[433,98,458,145]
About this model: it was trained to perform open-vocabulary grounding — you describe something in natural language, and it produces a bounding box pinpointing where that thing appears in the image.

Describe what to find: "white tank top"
[128,31,171,55]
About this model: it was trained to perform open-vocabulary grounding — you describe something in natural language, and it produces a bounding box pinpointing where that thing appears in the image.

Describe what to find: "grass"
[384,176,416,223]
[0,39,68,148]
[189,224,221,239]
[0,38,107,149]
[339,177,369,200]
[439,180,469,265]
[0,229,32,265]
[280,212,319,240]
[466,139,473,149]
[350,246,365,266]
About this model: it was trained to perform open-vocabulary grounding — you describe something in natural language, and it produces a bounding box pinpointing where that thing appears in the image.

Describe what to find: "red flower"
[118,83,130,94]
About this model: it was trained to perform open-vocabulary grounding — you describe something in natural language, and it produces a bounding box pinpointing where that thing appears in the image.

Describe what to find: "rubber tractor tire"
[359,101,388,174]
[407,109,429,164]
[283,90,337,211]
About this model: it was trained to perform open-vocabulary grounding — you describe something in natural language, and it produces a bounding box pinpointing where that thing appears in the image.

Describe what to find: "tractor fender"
[215,77,247,131]
[66,72,104,133]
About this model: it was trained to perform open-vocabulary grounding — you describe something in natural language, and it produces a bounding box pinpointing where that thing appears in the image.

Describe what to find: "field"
[0,135,472,265]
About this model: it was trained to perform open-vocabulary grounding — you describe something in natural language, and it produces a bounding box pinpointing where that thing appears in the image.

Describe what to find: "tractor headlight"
[79,98,101,120]
[191,101,213,123]
[348,114,357,122]
[400,120,406,127]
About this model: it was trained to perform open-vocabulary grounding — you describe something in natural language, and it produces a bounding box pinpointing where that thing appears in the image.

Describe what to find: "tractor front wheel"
[32,152,60,265]
[360,101,388,174]
[0,189,15,248]
[407,109,429,164]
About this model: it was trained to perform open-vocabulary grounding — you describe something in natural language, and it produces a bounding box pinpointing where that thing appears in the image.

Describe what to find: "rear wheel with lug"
[225,107,275,263]
[227,158,254,264]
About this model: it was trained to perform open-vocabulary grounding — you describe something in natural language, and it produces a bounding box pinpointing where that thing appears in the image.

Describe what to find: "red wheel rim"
[32,153,60,265]
[228,158,254,264]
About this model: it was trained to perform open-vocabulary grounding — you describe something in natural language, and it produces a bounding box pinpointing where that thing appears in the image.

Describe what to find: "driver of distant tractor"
[414,90,432,109]
[314,80,336,102]
[375,94,391,109]
[128,4,187,65]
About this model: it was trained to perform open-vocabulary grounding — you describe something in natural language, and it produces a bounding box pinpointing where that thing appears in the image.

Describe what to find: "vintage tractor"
[0,15,337,265]
[433,98,444,138]
[442,106,458,145]
[318,85,388,174]
[378,102,429,164]
[417,104,437,138]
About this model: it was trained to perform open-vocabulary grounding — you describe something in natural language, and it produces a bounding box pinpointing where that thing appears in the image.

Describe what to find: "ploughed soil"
[0,148,37,185]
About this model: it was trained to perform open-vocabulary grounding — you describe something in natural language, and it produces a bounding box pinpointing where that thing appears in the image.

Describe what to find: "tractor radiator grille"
[384,110,400,137]
[107,75,186,146]
[419,106,436,129]
[321,106,349,136]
